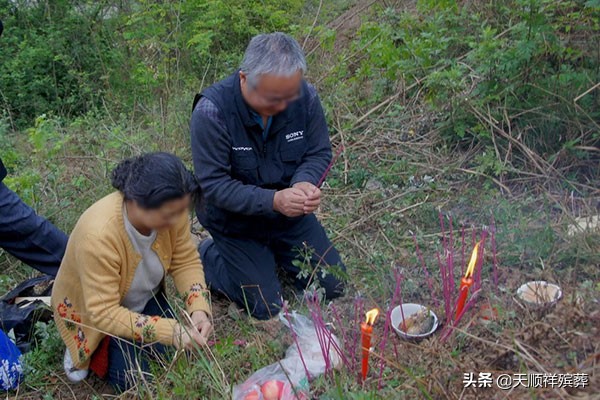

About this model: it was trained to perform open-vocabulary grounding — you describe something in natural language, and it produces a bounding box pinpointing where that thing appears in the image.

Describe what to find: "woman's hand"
[173,322,206,350]
[172,311,213,350]
[191,310,213,342]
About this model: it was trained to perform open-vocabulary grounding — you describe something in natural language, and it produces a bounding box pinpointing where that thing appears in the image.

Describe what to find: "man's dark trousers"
[200,213,345,320]
[0,182,67,277]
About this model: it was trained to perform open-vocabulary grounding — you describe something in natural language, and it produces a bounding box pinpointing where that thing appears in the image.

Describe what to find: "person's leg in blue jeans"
[107,292,174,392]
[200,231,283,320]
[199,214,345,320]
[0,182,68,277]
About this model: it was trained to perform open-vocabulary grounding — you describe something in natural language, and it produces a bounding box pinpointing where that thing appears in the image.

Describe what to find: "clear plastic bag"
[232,363,309,400]
[232,312,341,400]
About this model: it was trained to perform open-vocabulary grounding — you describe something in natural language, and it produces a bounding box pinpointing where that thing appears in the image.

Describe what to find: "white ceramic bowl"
[391,303,439,340]
[516,281,562,306]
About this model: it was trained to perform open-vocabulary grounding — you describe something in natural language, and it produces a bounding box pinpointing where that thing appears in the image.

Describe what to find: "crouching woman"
[51,152,212,392]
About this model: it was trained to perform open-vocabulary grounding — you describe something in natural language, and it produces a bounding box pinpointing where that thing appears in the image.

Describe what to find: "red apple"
[280,384,309,400]
[261,380,284,400]
[243,389,260,400]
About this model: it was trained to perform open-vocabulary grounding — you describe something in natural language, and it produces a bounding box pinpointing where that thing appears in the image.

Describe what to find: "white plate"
[516,281,562,306]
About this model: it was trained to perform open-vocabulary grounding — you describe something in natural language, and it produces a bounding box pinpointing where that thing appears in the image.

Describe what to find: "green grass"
[2,104,599,398]
[0,101,600,399]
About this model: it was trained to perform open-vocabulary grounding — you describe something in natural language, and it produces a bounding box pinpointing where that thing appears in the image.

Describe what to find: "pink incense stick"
[460,226,466,276]
[316,145,345,188]
[448,215,455,295]
[282,301,311,380]
[490,215,499,289]
[412,233,437,306]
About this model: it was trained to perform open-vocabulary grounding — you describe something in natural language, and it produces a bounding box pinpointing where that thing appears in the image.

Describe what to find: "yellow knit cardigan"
[51,191,211,369]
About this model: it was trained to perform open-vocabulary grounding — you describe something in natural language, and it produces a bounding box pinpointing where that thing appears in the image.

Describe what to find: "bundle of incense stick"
[281,301,311,380]
[327,295,364,379]
[376,268,404,389]
[316,145,345,188]
[409,212,498,342]
[305,292,347,376]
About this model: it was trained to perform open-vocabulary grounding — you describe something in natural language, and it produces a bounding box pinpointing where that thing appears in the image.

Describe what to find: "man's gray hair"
[241,32,307,87]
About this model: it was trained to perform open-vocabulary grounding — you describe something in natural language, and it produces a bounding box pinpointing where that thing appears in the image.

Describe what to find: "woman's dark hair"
[111,152,201,209]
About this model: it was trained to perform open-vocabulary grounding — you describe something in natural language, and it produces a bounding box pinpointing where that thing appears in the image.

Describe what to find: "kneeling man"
[191,32,345,320]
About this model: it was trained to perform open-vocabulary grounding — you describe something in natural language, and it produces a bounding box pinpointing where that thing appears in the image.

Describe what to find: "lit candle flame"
[464,241,481,279]
[365,308,379,325]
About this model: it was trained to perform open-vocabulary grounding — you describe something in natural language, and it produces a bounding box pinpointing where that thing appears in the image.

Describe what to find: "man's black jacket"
[190,72,332,235]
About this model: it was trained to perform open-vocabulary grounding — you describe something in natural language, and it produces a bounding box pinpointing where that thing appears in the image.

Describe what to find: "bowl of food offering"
[391,303,439,339]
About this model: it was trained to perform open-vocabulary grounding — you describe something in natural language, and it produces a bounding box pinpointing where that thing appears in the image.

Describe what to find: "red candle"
[360,322,372,381]
[360,309,379,382]
[454,242,480,322]
[455,277,473,319]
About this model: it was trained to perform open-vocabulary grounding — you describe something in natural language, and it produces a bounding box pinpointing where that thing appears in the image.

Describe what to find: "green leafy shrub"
[0,0,123,127]
[334,0,600,179]
[0,0,304,127]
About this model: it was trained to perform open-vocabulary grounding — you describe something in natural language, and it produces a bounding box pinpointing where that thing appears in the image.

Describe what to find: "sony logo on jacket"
[285,130,304,142]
